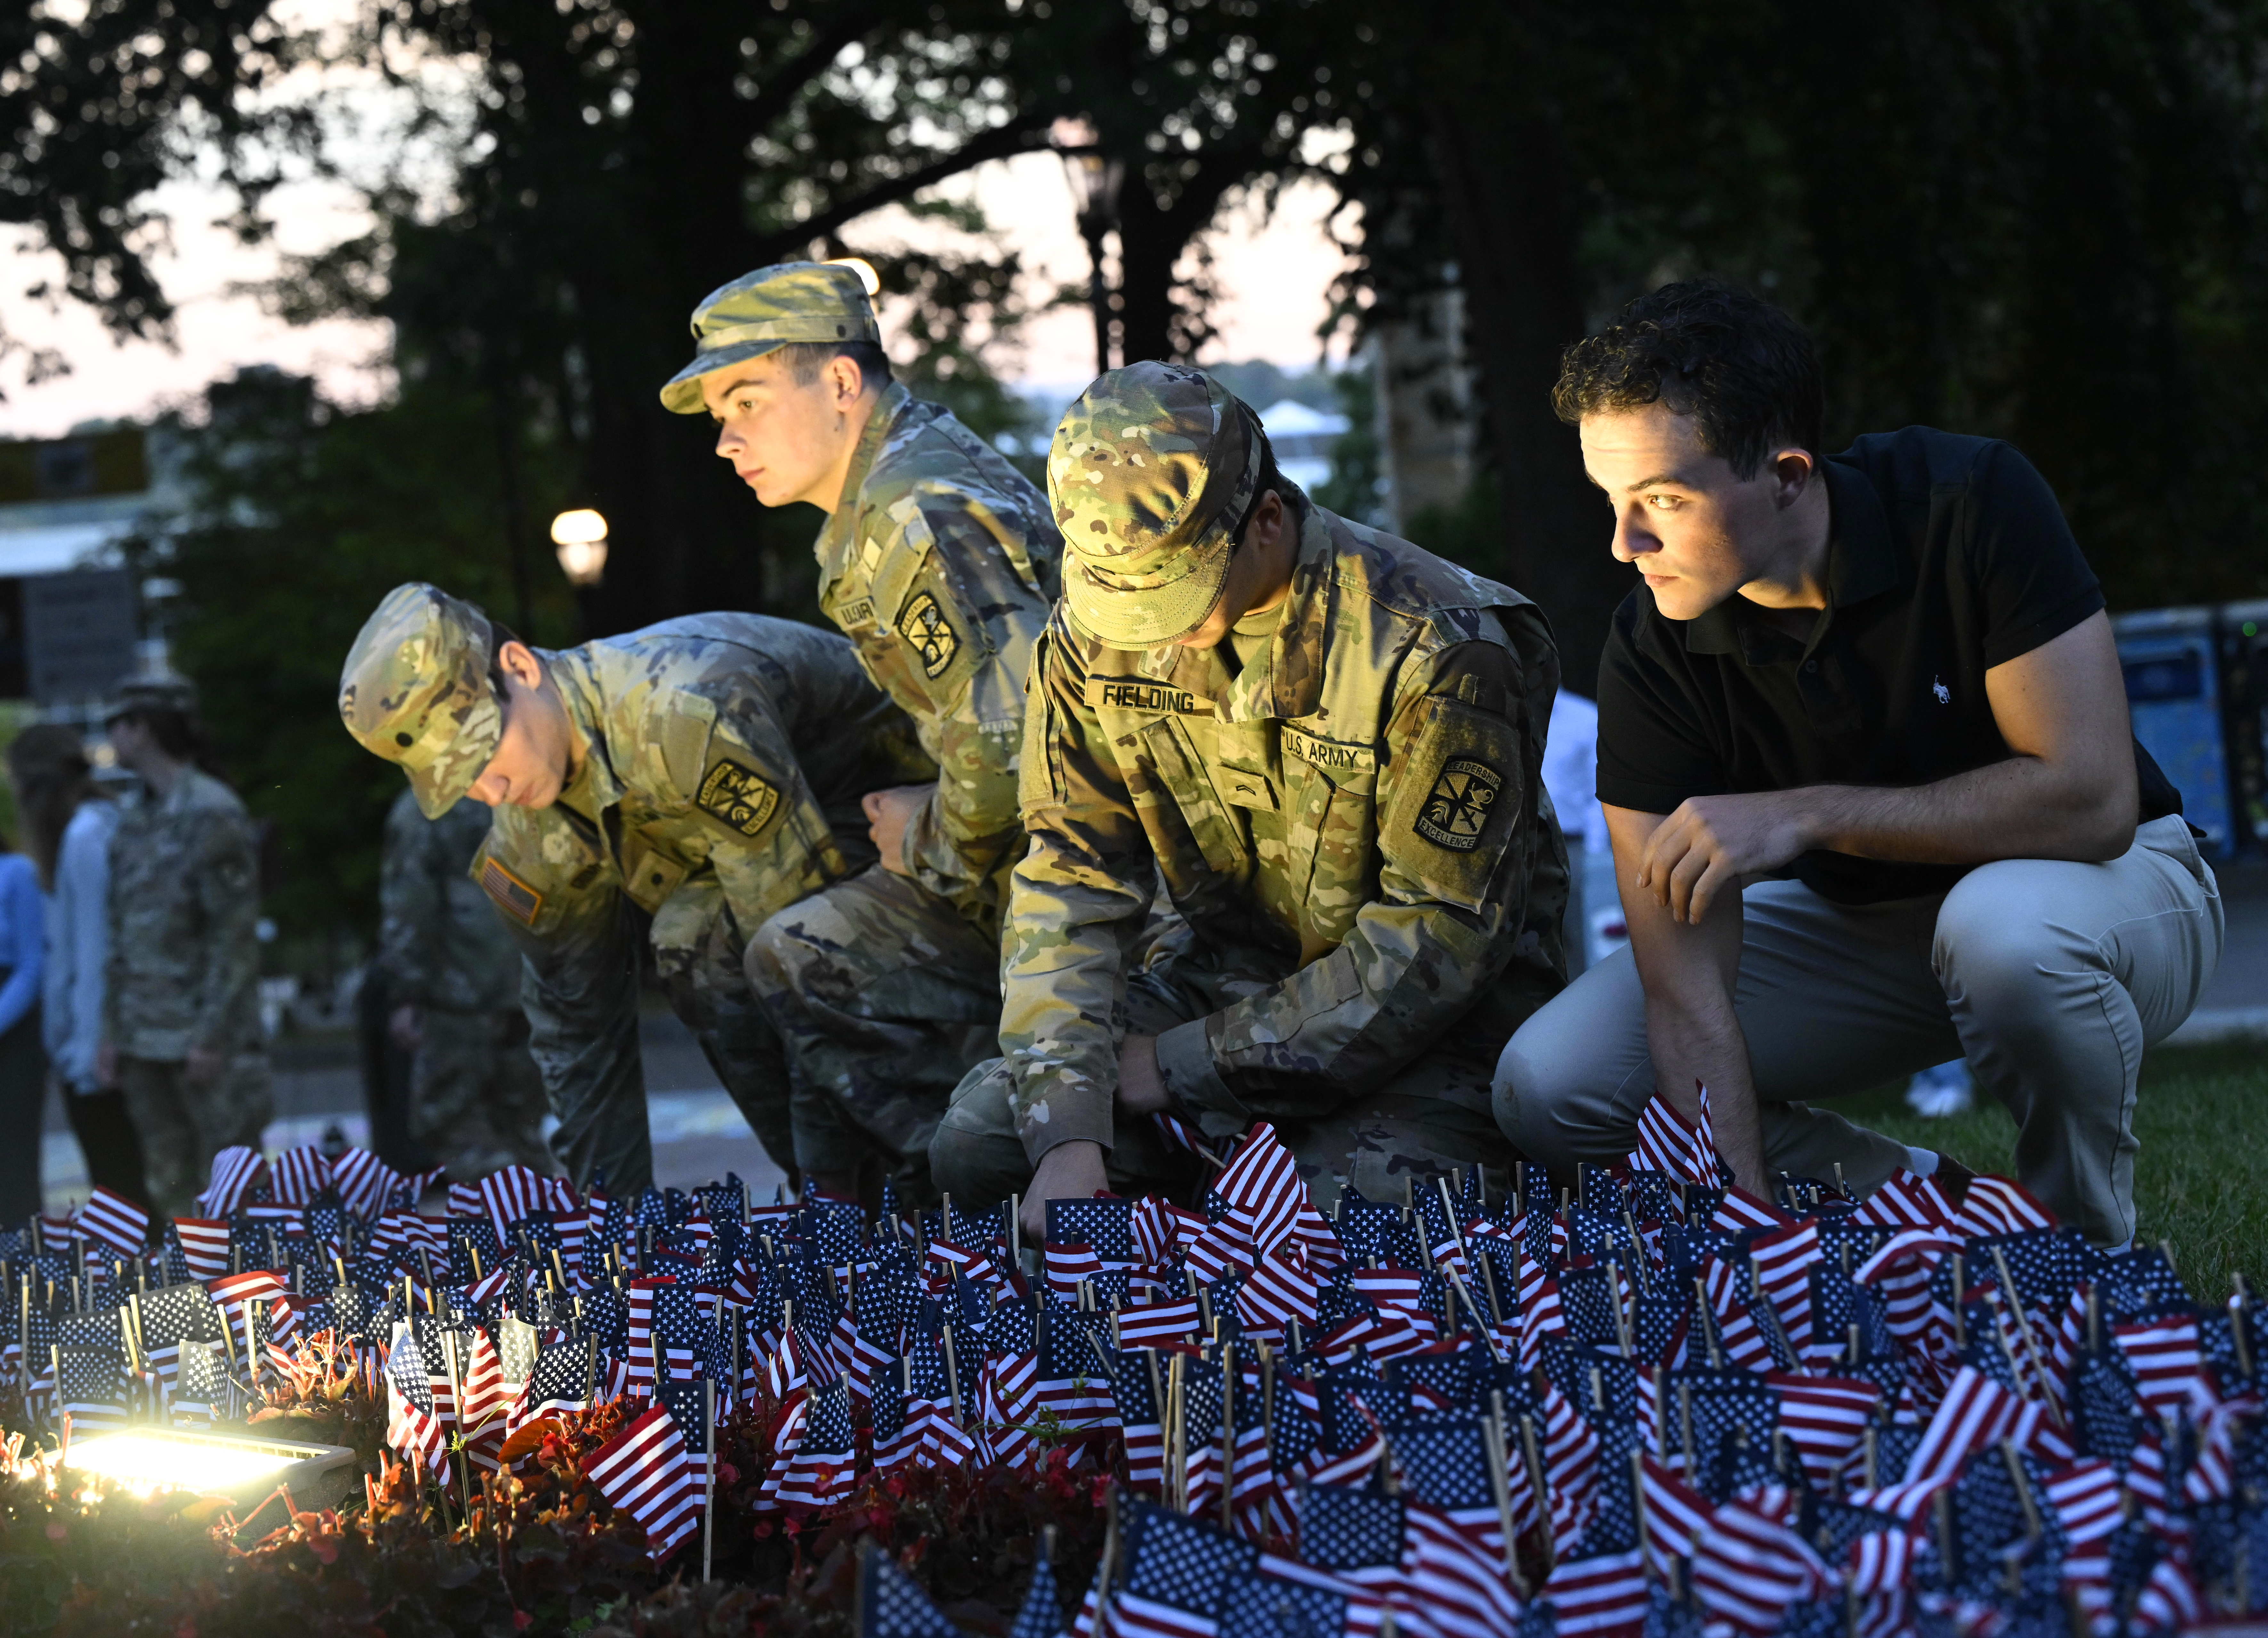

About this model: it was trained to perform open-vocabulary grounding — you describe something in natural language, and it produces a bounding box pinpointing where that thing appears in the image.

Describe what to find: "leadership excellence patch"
[478,856,544,927]
[1413,758,1503,852]
[896,590,960,680]
[697,758,781,839]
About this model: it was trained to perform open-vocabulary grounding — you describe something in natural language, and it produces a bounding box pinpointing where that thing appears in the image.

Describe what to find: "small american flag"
[1538,1547,1649,1637]
[331,1149,405,1221]
[1690,1497,1831,1634]
[860,1548,966,1638]
[267,1146,333,1206]
[56,1342,128,1430]
[585,1401,700,1561]
[478,1166,549,1244]
[508,1337,597,1433]
[74,1187,150,1256]
[196,1147,264,1216]
[2112,1317,2208,1415]
[385,1327,447,1463]
[1903,1365,2020,1482]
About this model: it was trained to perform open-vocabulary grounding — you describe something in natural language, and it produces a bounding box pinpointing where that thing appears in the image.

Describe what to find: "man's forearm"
[1788,754,2135,867]
[1640,986,1765,1192]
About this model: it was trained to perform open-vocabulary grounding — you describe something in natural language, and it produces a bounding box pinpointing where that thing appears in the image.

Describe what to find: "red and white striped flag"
[1851,1170,1956,1232]
[1211,1122,1302,1257]
[1769,1373,1880,1490]
[196,1146,264,1216]
[1117,1299,1201,1348]
[1691,1497,1832,1635]
[171,1218,231,1280]
[1625,1091,1723,1187]
[2113,1317,2209,1415]
[478,1165,548,1242]
[1238,1249,1320,1337]
[1637,1450,1711,1576]
[266,1145,332,1206]
[1951,1176,2055,1239]
[1044,1242,1103,1301]
[1903,1365,2020,1482]
[75,1186,150,1255]
[1539,1548,1649,1638]
[330,1148,403,1220]
[1748,1221,1821,1354]
[2041,1458,2123,1545]
[1843,1525,1922,1596]
[585,1403,700,1561]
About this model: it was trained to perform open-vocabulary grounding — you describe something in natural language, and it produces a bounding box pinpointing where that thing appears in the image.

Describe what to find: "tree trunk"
[1424,103,1632,699]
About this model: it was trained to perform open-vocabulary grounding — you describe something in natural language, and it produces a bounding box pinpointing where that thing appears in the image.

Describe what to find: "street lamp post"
[1053,117,1123,377]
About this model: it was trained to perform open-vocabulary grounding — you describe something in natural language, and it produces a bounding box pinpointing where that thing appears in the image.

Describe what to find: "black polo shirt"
[1596,426,2181,905]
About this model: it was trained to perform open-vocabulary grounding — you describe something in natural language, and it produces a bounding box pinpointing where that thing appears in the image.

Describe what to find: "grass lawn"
[1834,1038,2268,1303]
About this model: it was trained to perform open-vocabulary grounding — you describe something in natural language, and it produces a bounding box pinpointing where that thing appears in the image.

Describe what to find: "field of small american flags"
[1,1062,2265,1638]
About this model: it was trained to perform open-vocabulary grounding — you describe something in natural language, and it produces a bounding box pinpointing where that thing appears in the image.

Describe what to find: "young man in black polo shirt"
[1495,280,2222,1248]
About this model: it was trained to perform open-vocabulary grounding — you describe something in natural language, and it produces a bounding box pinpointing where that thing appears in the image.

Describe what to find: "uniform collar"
[545,648,623,819]
[1683,456,1899,658]
[1129,505,1336,722]
[812,380,916,593]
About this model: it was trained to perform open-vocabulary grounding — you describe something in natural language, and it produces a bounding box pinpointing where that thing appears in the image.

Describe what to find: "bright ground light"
[61,1432,304,1496]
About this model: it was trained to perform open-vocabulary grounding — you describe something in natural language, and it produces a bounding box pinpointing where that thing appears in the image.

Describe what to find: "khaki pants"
[1494,814,2222,1245]
[117,1050,274,1219]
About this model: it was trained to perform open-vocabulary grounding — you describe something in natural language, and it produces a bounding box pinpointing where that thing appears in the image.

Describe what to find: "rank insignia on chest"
[896,590,960,679]
[1414,757,1503,852]
[696,758,782,839]
[478,856,544,927]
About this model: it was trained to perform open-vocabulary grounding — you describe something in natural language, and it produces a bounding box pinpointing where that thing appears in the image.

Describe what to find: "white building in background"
[0,427,176,721]
[1253,398,1350,494]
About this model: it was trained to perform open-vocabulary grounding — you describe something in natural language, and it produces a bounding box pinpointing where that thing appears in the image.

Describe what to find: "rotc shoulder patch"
[696,757,782,839]
[896,589,960,680]
[1414,757,1503,852]
[479,856,544,927]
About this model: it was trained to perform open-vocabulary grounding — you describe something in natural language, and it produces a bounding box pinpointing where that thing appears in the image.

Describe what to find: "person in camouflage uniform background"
[377,786,552,1179]
[662,260,1063,1203]
[339,583,931,1194]
[99,674,272,1217]
[931,362,1569,1236]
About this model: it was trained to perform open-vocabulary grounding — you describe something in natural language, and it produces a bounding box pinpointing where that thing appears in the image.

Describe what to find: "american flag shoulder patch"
[479,855,544,927]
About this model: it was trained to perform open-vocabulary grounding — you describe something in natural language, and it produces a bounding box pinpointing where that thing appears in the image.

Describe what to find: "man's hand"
[94,1041,117,1088]
[1637,792,1814,924]
[184,1044,226,1086]
[862,784,931,876]
[389,1004,424,1051]
[1114,1034,1171,1114]
[1022,1140,1107,1241]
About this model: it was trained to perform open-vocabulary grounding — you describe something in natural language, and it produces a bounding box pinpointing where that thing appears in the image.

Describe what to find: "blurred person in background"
[94,674,272,1217]
[377,784,551,1178]
[8,724,145,1211]
[0,776,45,1223]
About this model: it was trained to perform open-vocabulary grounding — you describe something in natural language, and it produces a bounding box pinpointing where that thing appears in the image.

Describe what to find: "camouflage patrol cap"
[338,583,502,819]
[658,260,882,414]
[1049,361,1264,649]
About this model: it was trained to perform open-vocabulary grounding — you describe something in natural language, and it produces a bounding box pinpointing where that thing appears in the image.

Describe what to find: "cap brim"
[658,338,788,414]
[1062,536,1232,650]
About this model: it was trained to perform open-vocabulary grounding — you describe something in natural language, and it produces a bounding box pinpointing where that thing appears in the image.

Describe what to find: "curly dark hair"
[1552,279,1824,480]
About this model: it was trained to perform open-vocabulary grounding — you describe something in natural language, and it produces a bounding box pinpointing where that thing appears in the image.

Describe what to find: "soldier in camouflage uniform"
[930,363,1569,1234]
[660,261,1062,1201]
[377,787,551,1178]
[339,584,932,1194]
[100,673,273,1217]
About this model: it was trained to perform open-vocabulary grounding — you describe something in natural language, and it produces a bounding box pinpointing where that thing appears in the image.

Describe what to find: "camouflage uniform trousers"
[117,1049,274,1218]
[411,1008,554,1181]
[932,936,1520,1211]
[745,864,1001,1202]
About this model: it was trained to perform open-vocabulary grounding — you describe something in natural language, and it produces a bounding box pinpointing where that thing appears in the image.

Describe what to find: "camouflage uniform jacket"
[1001,500,1567,1163]
[810,382,1062,934]
[104,766,264,1062]
[473,615,931,1109]
[378,788,517,1016]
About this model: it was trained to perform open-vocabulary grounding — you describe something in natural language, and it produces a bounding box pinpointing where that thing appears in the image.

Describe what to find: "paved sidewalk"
[39,1003,790,1213]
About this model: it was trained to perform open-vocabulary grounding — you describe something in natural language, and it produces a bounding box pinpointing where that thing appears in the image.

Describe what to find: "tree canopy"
[15,0,2268,938]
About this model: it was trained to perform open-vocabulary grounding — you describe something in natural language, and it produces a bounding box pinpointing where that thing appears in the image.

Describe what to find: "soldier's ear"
[494,641,546,693]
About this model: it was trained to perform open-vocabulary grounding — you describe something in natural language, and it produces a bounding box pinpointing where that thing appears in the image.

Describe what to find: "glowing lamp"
[61,1427,358,1506]
[550,508,610,585]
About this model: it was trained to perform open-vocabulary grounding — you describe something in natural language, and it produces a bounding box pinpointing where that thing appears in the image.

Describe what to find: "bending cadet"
[339,583,930,1193]
[931,362,1568,1237]
[659,259,1061,1204]
[1498,281,2222,1247]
